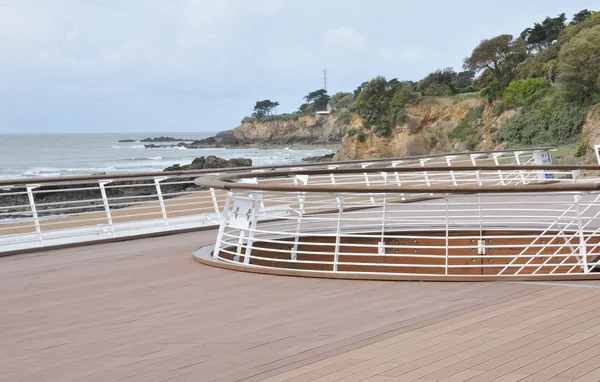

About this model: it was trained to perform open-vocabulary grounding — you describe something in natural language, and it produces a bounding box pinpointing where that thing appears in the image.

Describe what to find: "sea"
[0,133,335,181]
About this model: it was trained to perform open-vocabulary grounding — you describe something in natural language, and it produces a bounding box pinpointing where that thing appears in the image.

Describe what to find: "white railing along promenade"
[0,148,552,254]
[192,149,600,280]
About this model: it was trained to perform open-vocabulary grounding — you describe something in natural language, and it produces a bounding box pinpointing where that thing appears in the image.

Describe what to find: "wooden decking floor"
[2,231,600,381]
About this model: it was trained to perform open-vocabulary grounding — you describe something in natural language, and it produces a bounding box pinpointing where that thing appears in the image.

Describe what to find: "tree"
[253,100,279,118]
[454,71,475,89]
[558,24,600,99]
[303,89,330,112]
[520,14,567,50]
[329,92,354,110]
[419,68,456,96]
[570,9,595,26]
[353,81,369,98]
[464,34,527,90]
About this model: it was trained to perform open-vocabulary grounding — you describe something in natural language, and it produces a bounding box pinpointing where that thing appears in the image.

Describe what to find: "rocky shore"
[119,136,194,143]
[301,153,335,163]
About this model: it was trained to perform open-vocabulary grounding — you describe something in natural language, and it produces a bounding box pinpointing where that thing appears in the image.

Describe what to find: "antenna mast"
[323,69,328,91]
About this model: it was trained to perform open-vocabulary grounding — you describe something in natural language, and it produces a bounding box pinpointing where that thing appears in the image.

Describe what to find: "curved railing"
[0,148,551,255]
[193,158,600,280]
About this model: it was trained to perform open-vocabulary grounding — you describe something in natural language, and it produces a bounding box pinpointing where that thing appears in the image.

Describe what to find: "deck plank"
[2,231,600,381]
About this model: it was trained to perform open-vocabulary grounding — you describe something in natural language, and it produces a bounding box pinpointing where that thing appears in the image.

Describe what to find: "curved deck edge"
[193,245,600,282]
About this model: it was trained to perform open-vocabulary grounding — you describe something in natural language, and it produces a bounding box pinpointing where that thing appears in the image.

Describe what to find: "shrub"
[575,137,589,157]
[499,91,587,146]
[419,68,456,96]
[335,111,353,128]
[503,78,549,108]
[428,136,438,149]
[492,101,507,117]
[348,129,367,142]
[481,83,500,104]
[353,77,419,137]
[448,105,485,142]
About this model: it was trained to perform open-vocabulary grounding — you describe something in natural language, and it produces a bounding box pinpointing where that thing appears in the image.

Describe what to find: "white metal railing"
[0,148,551,254]
[195,155,600,280]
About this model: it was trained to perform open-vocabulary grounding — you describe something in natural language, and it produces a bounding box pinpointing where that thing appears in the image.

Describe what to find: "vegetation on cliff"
[214,8,599,158]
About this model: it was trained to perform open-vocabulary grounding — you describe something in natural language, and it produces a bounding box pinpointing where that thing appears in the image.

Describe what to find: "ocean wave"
[21,166,116,177]
[111,145,145,149]
[127,157,163,161]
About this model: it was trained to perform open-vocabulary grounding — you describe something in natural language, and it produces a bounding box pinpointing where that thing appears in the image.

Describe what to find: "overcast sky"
[0,0,597,134]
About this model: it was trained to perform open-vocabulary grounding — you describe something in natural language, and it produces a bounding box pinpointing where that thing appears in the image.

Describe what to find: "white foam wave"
[127,157,163,161]
[111,145,145,149]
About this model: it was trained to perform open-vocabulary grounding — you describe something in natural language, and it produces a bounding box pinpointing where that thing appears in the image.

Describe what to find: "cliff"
[211,114,348,147]
[334,97,519,160]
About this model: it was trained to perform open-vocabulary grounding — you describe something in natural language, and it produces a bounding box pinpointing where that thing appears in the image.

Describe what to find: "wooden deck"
[2,231,600,381]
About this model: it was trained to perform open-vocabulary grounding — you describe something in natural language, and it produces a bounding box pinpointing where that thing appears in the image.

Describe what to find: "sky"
[0,0,597,134]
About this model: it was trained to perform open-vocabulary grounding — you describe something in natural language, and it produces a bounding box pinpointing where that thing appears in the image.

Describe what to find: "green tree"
[559,12,600,45]
[558,24,600,99]
[570,9,596,26]
[419,68,456,96]
[464,34,527,90]
[353,81,369,98]
[454,71,475,89]
[329,92,354,110]
[352,77,418,137]
[520,14,567,50]
[252,100,279,118]
[303,89,330,112]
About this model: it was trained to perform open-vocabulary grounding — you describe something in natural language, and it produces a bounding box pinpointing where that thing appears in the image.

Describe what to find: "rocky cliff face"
[214,114,347,146]
[334,97,519,160]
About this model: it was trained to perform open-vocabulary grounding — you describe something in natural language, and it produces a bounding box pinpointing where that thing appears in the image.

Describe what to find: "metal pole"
[574,194,589,273]
[243,194,261,265]
[291,175,309,260]
[26,185,43,247]
[493,153,505,186]
[154,177,168,227]
[445,193,449,276]
[379,172,388,254]
[213,192,232,259]
[333,195,344,272]
[98,181,115,236]
[210,188,220,214]
[445,156,457,186]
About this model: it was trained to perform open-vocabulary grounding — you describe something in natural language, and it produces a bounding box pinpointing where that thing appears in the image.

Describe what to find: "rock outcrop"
[334,97,519,160]
[301,153,335,163]
[163,156,252,171]
[193,114,347,148]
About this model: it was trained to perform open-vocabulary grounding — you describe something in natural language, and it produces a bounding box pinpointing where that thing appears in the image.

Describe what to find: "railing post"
[445,193,449,276]
[493,153,505,186]
[328,165,338,185]
[419,159,431,187]
[391,161,405,201]
[362,163,375,204]
[213,192,232,259]
[243,193,261,265]
[379,172,388,254]
[445,156,457,186]
[98,181,115,236]
[154,177,168,227]
[333,195,344,272]
[291,175,309,260]
[574,194,589,273]
[470,154,482,186]
[514,152,527,184]
[210,188,220,214]
[26,185,43,247]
